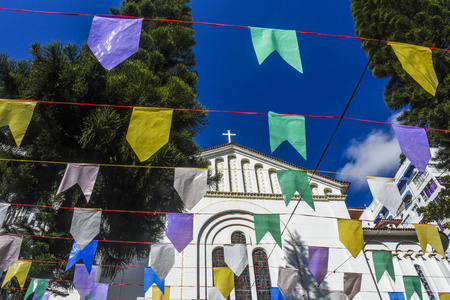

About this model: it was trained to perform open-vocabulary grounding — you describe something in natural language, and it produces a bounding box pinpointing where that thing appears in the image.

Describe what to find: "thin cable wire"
[3,98,450,133]
[0,7,449,53]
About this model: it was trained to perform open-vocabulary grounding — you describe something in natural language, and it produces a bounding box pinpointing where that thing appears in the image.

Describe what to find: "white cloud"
[337,129,401,190]
[387,111,403,124]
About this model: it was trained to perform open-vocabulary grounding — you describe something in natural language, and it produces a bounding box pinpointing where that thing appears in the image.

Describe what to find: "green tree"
[0,0,207,296]
[351,0,450,221]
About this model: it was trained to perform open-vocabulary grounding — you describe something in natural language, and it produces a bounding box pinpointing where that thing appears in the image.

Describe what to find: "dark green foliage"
[0,0,207,295]
[351,0,450,222]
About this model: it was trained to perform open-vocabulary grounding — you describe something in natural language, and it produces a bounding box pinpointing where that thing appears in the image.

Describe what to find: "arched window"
[212,247,230,300]
[414,264,436,299]
[231,232,252,300]
[253,249,271,300]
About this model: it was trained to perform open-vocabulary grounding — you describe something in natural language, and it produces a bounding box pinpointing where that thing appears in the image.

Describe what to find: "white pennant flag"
[70,208,102,250]
[0,203,10,227]
[278,267,298,298]
[224,244,248,276]
[208,287,226,300]
[367,177,402,215]
[174,168,207,210]
[151,244,175,280]
[57,163,100,202]
[0,235,22,271]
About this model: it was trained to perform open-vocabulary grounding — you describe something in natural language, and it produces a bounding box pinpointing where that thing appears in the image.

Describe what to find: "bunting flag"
[24,279,49,300]
[144,267,165,294]
[277,268,298,298]
[208,287,226,300]
[70,208,102,250]
[89,283,109,300]
[254,214,282,248]
[392,125,431,174]
[268,111,306,160]
[0,203,10,227]
[0,235,22,271]
[152,286,170,300]
[126,107,173,162]
[165,213,193,252]
[213,267,235,298]
[413,224,445,257]
[224,244,248,276]
[403,276,423,300]
[389,292,406,300]
[249,27,303,73]
[34,291,51,300]
[276,170,314,209]
[87,16,143,70]
[151,244,175,281]
[173,168,208,210]
[344,273,362,300]
[56,163,100,202]
[0,100,37,147]
[66,240,98,274]
[440,294,450,300]
[1,260,32,289]
[337,219,364,258]
[367,177,402,215]
[372,250,395,282]
[270,287,288,300]
[73,264,97,299]
[308,246,329,285]
[329,292,347,300]
[389,42,439,96]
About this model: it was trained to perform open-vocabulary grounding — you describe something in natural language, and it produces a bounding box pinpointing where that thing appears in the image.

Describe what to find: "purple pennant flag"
[308,246,329,285]
[88,16,143,70]
[165,213,193,253]
[32,290,52,300]
[73,264,97,298]
[90,283,109,300]
[392,125,431,173]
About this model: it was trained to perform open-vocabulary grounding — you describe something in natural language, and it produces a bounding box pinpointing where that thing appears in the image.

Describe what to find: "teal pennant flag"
[249,27,303,73]
[254,214,282,248]
[268,111,306,160]
[372,250,395,282]
[24,278,49,300]
[403,276,422,300]
[276,170,314,209]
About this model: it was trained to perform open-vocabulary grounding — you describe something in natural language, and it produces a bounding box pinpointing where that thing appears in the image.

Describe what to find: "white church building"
[143,143,450,300]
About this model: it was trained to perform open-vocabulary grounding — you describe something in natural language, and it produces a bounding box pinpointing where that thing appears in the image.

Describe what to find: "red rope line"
[4,98,450,133]
[0,7,449,53]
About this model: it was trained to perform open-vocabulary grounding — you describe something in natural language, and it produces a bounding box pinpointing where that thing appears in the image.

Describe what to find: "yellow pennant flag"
[440,294,450,300]
[1,260,32,289]
[413,224,445,257]
[0,100,37,147]
[337,219,364,258]
[126,107,173,162]
[213,267,235,298]
[152,286,170,300]
[389,42,439,96]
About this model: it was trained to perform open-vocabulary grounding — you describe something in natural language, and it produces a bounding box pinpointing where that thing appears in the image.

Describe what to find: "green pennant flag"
[276,170,314,209]
[249,27,303,73]
[254,214,282,248]
[403,276,422,300]
[268,111,306,160]
[372,250,395,282]
[24,278,49,300]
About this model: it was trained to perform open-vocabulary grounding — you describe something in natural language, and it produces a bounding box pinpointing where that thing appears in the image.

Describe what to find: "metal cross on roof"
[222,130,236,143]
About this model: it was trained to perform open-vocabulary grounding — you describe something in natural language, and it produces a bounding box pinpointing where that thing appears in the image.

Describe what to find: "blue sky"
[0,0,403,207]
